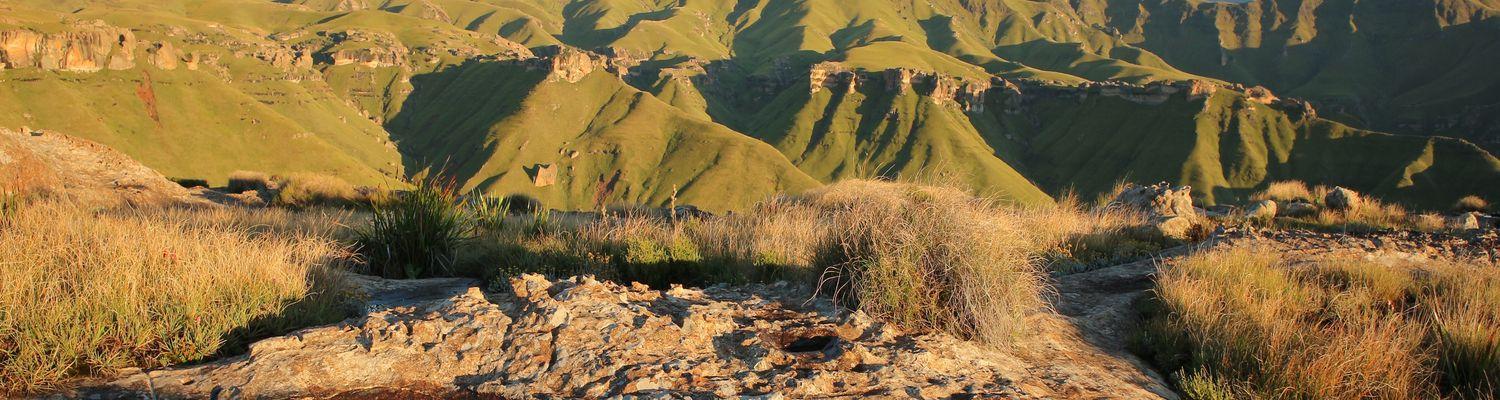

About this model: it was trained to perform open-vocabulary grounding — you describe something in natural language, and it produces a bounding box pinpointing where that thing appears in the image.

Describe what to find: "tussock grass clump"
[226,170,272,193]
[0,201,353,393]
[357,179,474,279]
[272,173,378,208]
[1454,195,1490,213]
[805,181,1048,342]
[1251,181,1318,203]
[1139,246,1500,399]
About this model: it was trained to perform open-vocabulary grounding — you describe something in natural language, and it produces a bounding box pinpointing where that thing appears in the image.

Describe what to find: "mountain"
[0,0,1496,210]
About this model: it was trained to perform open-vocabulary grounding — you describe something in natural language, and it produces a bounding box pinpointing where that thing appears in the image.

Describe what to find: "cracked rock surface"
[78,273,1175,399]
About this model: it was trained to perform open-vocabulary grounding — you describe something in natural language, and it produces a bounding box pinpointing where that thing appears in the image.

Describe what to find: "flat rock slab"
[66,273,1174,399]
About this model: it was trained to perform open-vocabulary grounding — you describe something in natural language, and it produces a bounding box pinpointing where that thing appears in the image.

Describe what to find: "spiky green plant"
[466,193,511,231]
[357,179,474,279]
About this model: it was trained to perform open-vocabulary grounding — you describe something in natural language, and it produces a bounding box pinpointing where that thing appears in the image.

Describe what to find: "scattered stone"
[1325,187,1361,211]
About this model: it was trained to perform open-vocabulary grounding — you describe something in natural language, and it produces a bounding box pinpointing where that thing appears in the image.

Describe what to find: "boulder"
[1282,201,1319,218]
[1109,182,1197,219]
[1110,182,1203,241]
[530,163,558,187]
[1325,187,1361,211]
[1448,212,1481,231]
[1246,200,1277,221]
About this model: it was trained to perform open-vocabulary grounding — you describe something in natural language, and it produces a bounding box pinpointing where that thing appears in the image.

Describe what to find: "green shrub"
[356,179,474,279]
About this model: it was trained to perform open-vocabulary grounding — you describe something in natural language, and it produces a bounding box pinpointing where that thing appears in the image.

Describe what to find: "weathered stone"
[1448,212,1481,231]
[1112,182,1203,241]
[531,163,558,187]
[89,274,1176,399]
[1281,201,1319,218]
[0,22,137,72]
[1110,182,1197,219]
[1325,186,1361,211]
[1246,200,1277,221]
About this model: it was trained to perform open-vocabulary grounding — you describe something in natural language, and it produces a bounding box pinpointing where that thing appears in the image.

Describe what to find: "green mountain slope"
[1,0,1497,211]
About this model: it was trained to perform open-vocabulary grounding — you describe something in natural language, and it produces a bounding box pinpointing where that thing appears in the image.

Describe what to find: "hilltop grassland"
[1138,246,1500,399]
[0,176,1157,393]
[454,180,1154,342]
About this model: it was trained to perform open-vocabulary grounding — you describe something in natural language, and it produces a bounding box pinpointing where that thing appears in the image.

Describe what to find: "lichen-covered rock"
[1325,186,1361,211]
[1111,183,1203,241]
[1110,182,1197,219]
[88,274,1176,399]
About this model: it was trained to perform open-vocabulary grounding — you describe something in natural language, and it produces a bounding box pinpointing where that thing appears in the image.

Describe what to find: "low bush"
[1137,246,1500,399]
[0,201,353,393]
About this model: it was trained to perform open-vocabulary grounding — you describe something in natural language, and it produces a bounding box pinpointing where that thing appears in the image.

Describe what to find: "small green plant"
[466,193,510,231]
[526,208,554,236]
[357,178,474,279]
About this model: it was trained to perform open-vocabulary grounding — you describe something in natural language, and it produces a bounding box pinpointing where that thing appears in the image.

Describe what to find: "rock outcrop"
[86,274,1176,399]
[1111,182,1204,241]
[0,21,136,71]
[530,45,636,83]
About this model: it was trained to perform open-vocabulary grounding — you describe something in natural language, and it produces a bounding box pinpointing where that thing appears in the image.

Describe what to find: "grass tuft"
[1138,246,1500,399]
[226,170,273,194]
[0,201,353,394]
[1453,195,1490,213]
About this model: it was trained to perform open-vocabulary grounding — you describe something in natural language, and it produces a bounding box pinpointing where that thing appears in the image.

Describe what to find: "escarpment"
[0,21,136,72]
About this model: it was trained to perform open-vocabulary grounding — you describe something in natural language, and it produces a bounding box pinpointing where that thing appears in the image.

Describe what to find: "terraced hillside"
[1,0,1496,210]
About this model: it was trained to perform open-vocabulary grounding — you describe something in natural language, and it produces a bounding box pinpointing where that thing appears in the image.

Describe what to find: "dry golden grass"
[1253,180,1453,233]
[1454,195,1490,213]
[1251,181,1318,203]
[226,170,272,193]
[1140,246,1500,399]
[463,179,1165,344]
[0,201,354,393]
[272,173,376,208]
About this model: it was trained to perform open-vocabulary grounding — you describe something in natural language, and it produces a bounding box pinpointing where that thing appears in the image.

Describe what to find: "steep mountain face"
[0,0,1495,210]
